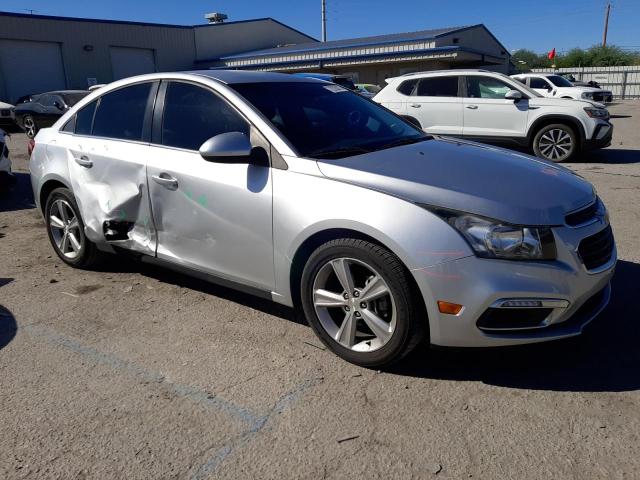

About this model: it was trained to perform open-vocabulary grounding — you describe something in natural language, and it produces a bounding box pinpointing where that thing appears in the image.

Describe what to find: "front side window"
[39,95,55,107]
[161,82,249,151]
[415,76,459,97]
[466,76,513,99]
[92,83,152,141]
[231,82,426,159]
[547,75,574,88]
[530,77,552,90]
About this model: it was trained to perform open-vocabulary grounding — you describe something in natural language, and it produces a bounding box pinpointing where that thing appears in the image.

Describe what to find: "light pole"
[321,0,327,42]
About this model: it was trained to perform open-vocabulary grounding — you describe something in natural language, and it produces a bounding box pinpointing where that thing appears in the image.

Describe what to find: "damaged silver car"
[30,71,616,366]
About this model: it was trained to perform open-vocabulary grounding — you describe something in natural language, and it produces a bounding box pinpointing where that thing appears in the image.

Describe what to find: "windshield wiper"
[378,135,432,150]
[307,146,371,159]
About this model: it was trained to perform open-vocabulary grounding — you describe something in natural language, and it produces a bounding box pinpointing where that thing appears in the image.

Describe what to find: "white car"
[0,100,15,128]
[0,128,13,185]
[374,69,612,162]
[511,73,613,103]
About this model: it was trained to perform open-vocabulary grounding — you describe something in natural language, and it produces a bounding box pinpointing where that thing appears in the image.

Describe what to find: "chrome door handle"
[74,155,93,168]
[152,174,179,190]
[410,104,421,108]
[465,105,478,110]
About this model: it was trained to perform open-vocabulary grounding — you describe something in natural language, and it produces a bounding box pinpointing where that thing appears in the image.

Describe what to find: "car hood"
[0,101,13,109]
[316,137,595,226]
[528,96,606,109]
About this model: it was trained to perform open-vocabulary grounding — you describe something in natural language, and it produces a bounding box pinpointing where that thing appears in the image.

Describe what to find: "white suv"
[511,73,613,103]
[374,69,612,162]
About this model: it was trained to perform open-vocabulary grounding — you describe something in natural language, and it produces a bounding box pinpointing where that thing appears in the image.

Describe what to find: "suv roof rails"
[398,68,491,77]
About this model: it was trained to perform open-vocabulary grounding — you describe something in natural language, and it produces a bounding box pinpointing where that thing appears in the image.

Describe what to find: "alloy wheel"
[538,128,573,162]
[49,199,83,259]
[24,116,36,138]
[312,257,396,352]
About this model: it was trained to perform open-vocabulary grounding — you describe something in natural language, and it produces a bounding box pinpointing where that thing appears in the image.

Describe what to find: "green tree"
[511,49,550,71]
[555,45,638,67]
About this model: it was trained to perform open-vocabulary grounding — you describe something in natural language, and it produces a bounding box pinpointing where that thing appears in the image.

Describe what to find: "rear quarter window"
[396,79,418,96]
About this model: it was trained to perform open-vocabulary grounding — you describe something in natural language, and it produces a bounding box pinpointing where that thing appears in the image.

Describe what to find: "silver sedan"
[29,71,616,366]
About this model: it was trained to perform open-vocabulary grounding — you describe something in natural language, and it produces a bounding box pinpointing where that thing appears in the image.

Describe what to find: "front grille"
[591,92,612,103]
[0,109,10,116]
[578,225,614,270]
[566,201,598,226]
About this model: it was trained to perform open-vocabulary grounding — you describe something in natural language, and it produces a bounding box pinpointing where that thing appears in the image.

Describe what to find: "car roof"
[193,70,326,84]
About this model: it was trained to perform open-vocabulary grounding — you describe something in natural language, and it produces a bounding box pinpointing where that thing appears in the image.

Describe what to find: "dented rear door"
[63,81,158,255]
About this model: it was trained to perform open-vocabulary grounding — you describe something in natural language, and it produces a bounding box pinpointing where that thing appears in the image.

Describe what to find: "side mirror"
[505,90,523,101]
[199,132,252,162]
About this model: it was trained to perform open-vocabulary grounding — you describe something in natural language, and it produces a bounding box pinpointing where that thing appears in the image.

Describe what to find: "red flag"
[548,48,556,60]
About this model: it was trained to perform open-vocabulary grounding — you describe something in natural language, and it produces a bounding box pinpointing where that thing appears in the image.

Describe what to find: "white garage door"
[110,47,156,81]
[0,39,66,103]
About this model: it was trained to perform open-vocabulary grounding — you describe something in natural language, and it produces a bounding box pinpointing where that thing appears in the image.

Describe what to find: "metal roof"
[192,70,325,84]
[220,25,475,60]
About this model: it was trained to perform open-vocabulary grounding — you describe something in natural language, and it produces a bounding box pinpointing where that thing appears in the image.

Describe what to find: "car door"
[145,80,274,291]
[462,75,530,140]
[406,76,463,135]
[529,76,555,97]
[58,81,158,256]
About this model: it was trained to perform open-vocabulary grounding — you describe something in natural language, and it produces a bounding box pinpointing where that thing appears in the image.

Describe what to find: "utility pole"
[602,2,611,47]
[321,0,327,42]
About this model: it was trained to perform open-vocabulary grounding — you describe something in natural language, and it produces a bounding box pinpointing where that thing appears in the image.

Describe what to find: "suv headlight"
[423,207,557,260]
[584,107,609,119]
[582,92,594,99]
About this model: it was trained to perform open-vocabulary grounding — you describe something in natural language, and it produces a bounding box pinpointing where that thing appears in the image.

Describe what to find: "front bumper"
[413,219,616,347]
[584,122,613,150]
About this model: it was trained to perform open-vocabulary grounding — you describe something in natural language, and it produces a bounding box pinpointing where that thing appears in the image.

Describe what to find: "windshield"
[231,82,427,159]
[547,75,574,87]
[62,92,90,106]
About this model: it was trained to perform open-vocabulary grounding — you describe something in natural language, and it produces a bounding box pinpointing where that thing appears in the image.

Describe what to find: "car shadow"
[0,172,35,212]
[578,148,640,164]
[0,278,17,351]
[94,255,303,325]
[389,260,640,393]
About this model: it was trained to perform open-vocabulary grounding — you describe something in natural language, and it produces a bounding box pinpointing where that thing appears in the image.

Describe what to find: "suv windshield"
[547,75,574,88]
[231,82,427,159]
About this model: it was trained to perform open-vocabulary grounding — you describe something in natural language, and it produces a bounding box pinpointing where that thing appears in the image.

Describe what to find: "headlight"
[584,107,609,119]
[582,92,594,99]
[423,207,557,260]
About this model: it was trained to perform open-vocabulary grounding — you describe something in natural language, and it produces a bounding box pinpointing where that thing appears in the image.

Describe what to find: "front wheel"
[532,123,578,162]
[301,238,426,367]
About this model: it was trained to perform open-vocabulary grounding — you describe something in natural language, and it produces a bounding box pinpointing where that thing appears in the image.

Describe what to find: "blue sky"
[2,0,639,53]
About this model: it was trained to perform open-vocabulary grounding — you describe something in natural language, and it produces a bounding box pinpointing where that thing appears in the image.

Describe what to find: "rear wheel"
[45,187,103,268]
[301,238,426,367]
[532,123,578,162]
[23,115,37,139]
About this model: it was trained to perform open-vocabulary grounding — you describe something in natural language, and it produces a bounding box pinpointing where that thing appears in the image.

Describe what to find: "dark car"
[15,90,89,138]
[293,73,357,91]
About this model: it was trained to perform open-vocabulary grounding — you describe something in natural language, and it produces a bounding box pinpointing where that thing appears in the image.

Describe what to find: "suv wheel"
[301,238,426,367]
[533,123,577,162]
[45,187,103,268]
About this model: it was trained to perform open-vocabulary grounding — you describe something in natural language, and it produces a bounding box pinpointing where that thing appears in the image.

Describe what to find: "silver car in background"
[29,71,616,366]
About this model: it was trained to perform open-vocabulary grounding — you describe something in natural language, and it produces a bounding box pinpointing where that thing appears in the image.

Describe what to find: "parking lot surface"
[1,102,639,479]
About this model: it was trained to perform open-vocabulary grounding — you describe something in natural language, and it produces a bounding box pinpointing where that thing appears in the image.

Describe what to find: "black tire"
[532,123,578,162]
[23,114,37,139]
[300,238,427,367]
[44,187,104,268]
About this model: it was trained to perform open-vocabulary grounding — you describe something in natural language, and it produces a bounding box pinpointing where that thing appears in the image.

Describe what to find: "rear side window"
[396,79,418,96]
[75,100,97,135]
[92,83,152,141]
[415,77,459,97]
[161,82,249,151]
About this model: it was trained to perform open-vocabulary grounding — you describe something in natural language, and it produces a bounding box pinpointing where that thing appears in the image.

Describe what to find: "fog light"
[438,301,463,315]
[500,300,543,308]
